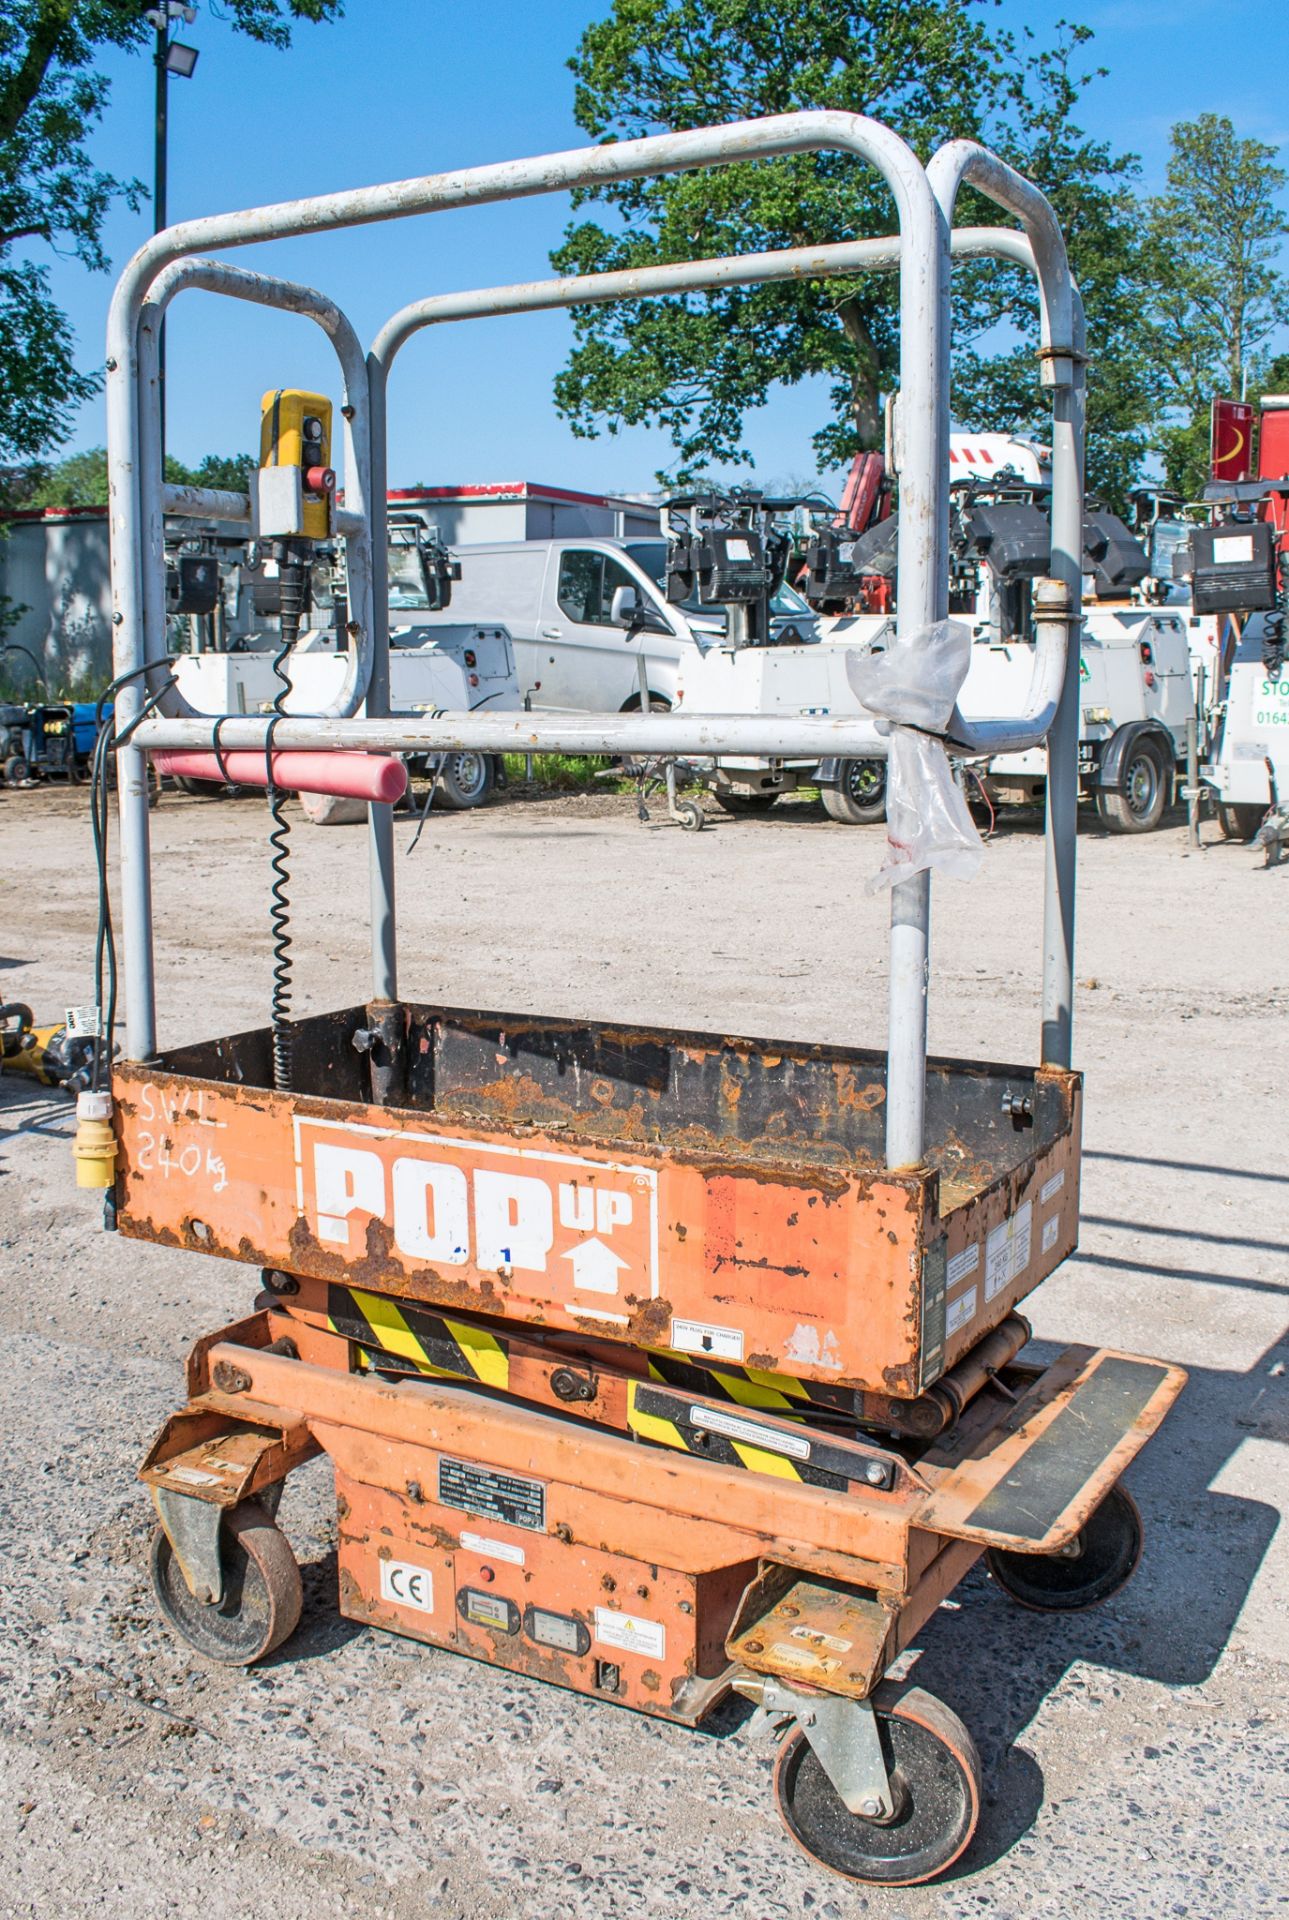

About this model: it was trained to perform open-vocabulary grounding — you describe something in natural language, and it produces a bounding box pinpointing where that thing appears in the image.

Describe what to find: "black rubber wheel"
[435,750,494,810]
[821,758,887,824]
[150,1501,302,1665]
[773,1683,980,1887]
[1218,800,1266,842]
[986,1483,1143,1612]
[3,755,30,787]
[1095,740,1167,833]
[674,796,705,832]
[714,790,781,815]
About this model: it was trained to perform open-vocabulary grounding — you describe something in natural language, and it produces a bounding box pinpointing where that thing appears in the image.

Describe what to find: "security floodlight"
[164,39,199,76]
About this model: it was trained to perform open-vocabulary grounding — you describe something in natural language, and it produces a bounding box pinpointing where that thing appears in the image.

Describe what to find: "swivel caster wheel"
[150,1499,302,1665]
[772,1683,980,1886]
[675,798,706,832]
[986,1483,1143,1612]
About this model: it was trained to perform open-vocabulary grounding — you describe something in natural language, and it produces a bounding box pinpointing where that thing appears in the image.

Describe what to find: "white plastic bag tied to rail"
[845,618,984,891]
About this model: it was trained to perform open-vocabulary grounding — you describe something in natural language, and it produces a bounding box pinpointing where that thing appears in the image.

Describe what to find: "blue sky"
[33,0,1289,497]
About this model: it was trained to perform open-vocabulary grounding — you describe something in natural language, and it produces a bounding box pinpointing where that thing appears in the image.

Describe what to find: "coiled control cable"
[266,540,310,1091]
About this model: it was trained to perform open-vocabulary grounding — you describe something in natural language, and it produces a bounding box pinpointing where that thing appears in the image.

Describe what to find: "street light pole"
[153,14,169,451]
[145,3,198,457]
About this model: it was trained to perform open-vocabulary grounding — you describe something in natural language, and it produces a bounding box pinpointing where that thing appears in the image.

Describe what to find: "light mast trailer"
[96,116,1183,1886]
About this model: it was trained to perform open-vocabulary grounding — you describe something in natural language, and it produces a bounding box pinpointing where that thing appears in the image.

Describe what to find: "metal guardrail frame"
[106,111,1083,1174]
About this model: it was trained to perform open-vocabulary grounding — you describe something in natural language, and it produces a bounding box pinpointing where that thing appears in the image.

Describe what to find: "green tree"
[25,443,255,507]
[552,0,1022,482]
[1144,114,1288,500]
[550,3,1151,502]
[0,0,343,477]
[949,27,1157,508]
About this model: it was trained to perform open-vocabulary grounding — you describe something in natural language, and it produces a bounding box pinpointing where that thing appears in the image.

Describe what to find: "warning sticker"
[946,1286,978,1339]
[1039,1168,1066,1205]
[594,1607,666,1661]
[1041,1215,1062,1255]
[789,1624,853,1654]
[985,1202,1033,1302]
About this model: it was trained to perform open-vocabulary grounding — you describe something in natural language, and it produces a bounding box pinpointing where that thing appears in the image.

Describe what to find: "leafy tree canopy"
[0,0,343,474]
[551,2,1153,504]
[1143,115,1288,500]
[23,442,255,508]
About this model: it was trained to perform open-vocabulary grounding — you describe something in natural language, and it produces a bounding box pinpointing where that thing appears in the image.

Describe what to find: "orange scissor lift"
[94,116,1185,1885]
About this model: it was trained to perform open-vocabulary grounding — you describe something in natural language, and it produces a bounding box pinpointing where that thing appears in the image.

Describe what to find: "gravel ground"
[1,782,1286,1919]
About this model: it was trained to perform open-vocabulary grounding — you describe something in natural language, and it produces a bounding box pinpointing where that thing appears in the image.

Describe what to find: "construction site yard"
[1,781,1286,1920]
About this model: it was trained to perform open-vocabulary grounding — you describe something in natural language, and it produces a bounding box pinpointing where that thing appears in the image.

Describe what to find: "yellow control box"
[259,389,334,541]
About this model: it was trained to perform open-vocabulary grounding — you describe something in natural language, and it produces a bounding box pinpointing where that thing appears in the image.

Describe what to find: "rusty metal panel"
[112,1004,1081,1397]
[335,1469,755,1722]
[913,1345,1186,1551]
[726,1568,898,1699]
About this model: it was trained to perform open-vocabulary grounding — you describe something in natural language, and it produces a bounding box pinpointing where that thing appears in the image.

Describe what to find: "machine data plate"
[438,1457,546,1531]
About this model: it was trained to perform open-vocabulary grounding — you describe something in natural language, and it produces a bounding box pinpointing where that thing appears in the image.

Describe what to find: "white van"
[393,530,819,712]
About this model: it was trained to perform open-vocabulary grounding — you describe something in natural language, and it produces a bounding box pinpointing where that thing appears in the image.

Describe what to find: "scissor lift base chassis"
[120,1004,1182,1881]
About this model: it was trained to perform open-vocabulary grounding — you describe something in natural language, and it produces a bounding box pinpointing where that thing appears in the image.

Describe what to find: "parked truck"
[822,436,1199,832]
[1185,394,1289,846]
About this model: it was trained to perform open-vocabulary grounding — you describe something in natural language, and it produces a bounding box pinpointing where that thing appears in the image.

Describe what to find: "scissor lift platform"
[99,110,1186,1887]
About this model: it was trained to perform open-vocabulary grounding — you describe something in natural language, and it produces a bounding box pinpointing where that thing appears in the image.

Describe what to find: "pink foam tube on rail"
[151,749,408,803]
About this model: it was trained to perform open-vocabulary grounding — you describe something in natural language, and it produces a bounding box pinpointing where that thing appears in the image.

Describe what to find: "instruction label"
[459,1530,525,1566]
[947,1244,980,1288]
[688,1404,811,1460]
[670,1317,744,1362]
[985,1202,1033,1302]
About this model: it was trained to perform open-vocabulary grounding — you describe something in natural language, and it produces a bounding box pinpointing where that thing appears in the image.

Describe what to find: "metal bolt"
[864,1462,887,1486]
[744,1640,764,1655]
[678,1601,693,1615]
[780,1604,799,1618]
[859,1797,882,1818]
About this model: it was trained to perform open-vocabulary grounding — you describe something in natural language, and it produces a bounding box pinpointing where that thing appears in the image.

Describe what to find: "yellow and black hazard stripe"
[626,1381,894,1493]
[327,1284,509,1391]
[645,1349,856,1418]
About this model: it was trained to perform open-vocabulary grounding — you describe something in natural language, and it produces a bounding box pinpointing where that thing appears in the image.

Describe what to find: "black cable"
[266,546,307,1092]
[87,660,178,1091]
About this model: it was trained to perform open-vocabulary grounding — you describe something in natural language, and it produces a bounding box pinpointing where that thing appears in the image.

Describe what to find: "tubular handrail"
[928,147,1087,1074]
[131,711,893,756]
[107,110,947,1103]
[107,114,1081,1169]
[135,258,373,722]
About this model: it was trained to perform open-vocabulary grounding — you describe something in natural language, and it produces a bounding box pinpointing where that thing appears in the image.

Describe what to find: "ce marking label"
[379,1557,434,1614]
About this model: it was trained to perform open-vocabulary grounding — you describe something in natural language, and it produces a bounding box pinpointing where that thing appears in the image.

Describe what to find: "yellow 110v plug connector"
[74,1090,118,1189]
